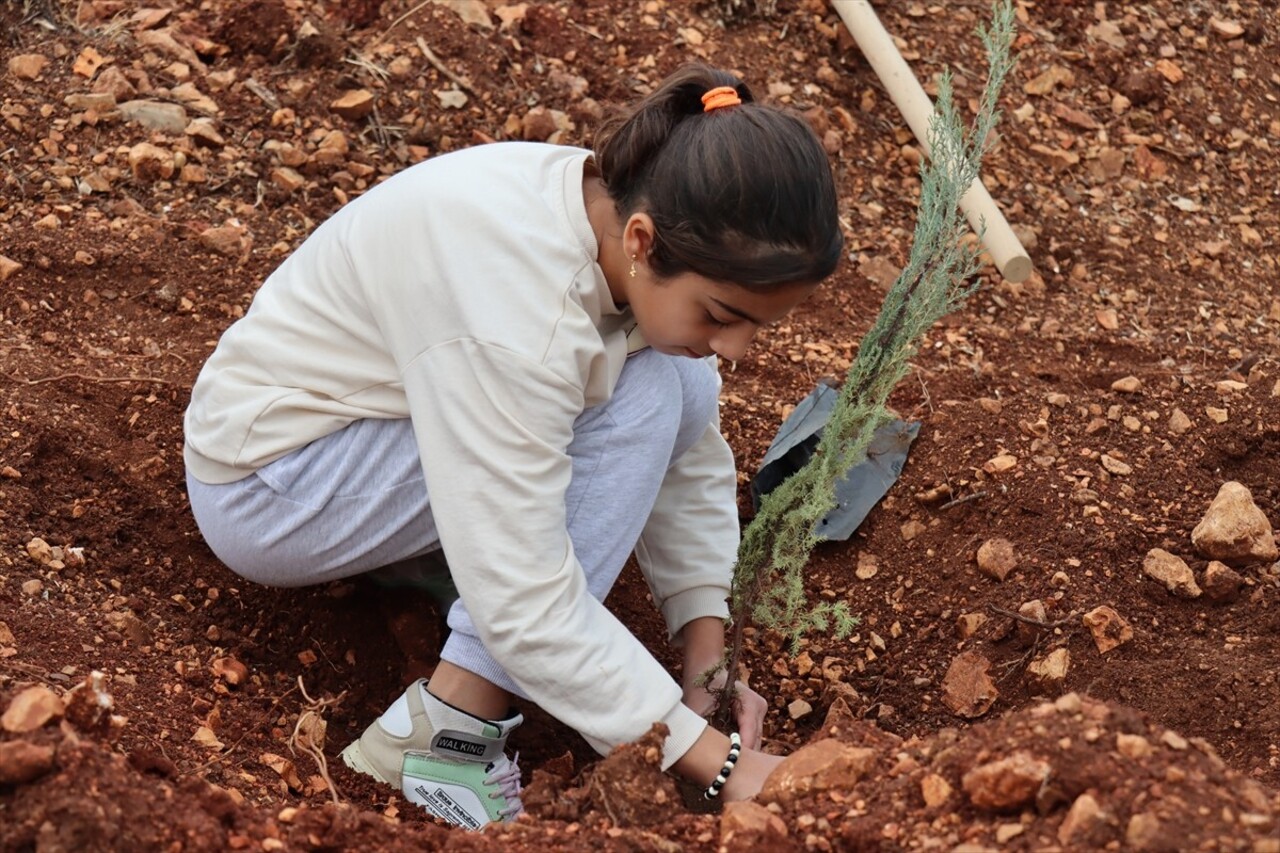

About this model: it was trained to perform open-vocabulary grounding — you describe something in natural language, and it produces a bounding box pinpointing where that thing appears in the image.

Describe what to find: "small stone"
[855,552,879,580]
[1205,406,1229,423]
[1191,481,1279,565]
[1209,18,1244,39]
[1167,408,1192,435]
[1095,308,1119,330]
[118,99,190,133]
[720,801,788,844]
[521,106,560,141]
[1015,600,1047,647]
[0,255,22,282]
[1142,548,1202,598]
[976,537,1018,581]
[93,65,136,101]
[920,773,952,807]
[270,167,306,193]
[1100,454,1132,475]
[1027,648,1070,688]
[435,89,468,109]
[900,520,927,542]
[330,89,375,120]
[955,612,986,639]
[64,93,117,112]
[1201,561,1243,603]
[1111,376,1142,393]
[1126,812,1163,849]
[26,538,54,566]
[1116,733,1153,759]
[758,739,877,805]
[961,751,1050,810]
[1058,792,1107,845]
[1,686,64,733]
[21,580,43,597]
[72,46,106,78]
[8,54,49,80]
[199,224,249,258]
[942,651,999,718]
[186,117,226,147]
[787,699,813,720]
[983,453,1018,474]
[1160,730,1188,751]
[0,741,56,785]
[128,142,176,182]
[1082,606,1133,654]
[996,824,1025,844]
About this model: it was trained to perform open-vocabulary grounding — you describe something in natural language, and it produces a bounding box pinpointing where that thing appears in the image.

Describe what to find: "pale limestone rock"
[1191,481,1279,565]
[1,686,63,733]
[1058,792,1107,845]
[1202,561,1244,603]
[1027,648,1070,688]
[128,142,176,181]
[119,99,189,133]
[330,89,375,120]
[976,537,1018,581]
[8,54,49,80]
[1082,605,1133,654]
[920,773,952,807]
[1142,548,1202,598]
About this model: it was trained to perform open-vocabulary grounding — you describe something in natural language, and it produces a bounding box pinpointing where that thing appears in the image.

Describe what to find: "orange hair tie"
[701,86,742,113]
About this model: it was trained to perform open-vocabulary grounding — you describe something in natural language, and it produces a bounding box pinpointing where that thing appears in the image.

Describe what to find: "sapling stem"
[712,0,1017,731]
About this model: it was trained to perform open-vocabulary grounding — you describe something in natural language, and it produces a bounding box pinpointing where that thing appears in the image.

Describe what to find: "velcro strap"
[430,729,506,763]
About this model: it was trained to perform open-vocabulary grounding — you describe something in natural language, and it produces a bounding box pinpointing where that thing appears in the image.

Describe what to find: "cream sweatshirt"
[184,142,739,766]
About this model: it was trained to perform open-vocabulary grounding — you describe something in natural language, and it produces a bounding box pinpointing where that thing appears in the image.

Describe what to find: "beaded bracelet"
[704,732,743,800]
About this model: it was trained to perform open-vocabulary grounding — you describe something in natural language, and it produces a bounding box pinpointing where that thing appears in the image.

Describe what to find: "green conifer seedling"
[714,0,1017,728]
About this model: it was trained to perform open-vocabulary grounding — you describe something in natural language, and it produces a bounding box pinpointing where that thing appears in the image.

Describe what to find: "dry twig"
[415,36,477,96]
[2,371,176,386]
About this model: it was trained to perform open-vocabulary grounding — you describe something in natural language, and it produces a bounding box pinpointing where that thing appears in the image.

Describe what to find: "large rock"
[758,738,877,805]
[1191,481,1278,565]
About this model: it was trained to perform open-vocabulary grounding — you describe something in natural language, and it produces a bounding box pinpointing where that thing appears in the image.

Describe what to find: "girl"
[184,63,841,829]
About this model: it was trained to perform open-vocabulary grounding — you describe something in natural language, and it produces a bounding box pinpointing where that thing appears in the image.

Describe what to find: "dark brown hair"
[594,64,842,291]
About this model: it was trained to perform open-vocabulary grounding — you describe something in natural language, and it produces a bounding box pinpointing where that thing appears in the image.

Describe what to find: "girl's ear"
[622,212,656,262]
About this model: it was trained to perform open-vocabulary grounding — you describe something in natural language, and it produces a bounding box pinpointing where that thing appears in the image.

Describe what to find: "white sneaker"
[340,679,524,829]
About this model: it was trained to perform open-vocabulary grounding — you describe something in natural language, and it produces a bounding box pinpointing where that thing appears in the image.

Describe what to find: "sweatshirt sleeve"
[402,340,707,767]
[634,374,740,643]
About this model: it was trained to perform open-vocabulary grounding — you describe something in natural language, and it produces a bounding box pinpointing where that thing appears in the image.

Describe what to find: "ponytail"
[593,63,841,291]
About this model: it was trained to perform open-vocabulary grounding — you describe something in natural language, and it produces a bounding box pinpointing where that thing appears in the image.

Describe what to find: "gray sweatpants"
[186,349,719,697]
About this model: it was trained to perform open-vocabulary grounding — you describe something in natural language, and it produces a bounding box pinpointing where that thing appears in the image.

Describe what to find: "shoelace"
[486,753,524,820]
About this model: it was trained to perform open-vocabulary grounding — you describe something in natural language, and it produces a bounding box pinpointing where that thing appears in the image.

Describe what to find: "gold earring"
[628,255,637,278]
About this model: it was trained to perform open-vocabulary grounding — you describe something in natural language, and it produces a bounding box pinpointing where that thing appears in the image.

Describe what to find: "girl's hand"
[682,669,769,751]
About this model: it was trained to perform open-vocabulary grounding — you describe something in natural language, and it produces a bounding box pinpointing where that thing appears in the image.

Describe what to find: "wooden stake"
[831,1,1034,282]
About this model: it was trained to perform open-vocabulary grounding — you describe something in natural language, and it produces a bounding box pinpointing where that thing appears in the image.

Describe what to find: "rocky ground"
[1,0,1278,850]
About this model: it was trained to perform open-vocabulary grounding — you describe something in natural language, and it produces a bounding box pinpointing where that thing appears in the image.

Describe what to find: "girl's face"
[626,271,816,363]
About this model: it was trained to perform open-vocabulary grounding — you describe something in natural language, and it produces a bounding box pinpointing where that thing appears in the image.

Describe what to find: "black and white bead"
[704,732,743,800]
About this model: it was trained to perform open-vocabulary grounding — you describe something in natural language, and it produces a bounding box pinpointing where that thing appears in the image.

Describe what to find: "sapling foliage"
[714,0,1017,727]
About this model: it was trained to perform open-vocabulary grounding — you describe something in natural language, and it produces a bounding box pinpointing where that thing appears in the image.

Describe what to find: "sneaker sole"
[339,740,392,786]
